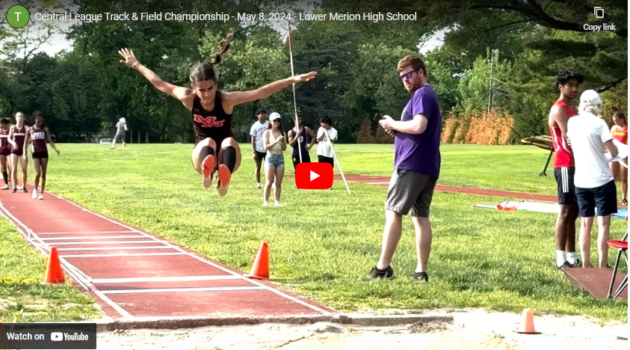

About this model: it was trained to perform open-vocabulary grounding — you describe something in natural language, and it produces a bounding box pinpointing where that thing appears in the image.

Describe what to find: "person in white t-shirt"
[316,116,337,166]
[250,110,269,189]
[566,90,619,269]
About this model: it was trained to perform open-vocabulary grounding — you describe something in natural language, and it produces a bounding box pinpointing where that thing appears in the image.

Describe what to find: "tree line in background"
[0,0,626,144]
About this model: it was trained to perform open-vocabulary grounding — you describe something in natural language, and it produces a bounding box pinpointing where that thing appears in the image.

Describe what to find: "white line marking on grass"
[42,235,146,241]
[102,286,265,294]
[57,246,173,252]
[62,252,186,258]
[46,192,333,316]
[92,276,241,284]
[0,204,134,319]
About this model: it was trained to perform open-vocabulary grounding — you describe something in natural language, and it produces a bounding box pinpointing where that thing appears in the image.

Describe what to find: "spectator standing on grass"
[316,116,337,189]
[288,116,316,172]
[566,90,618,269]
[609,111,628,205]
[364,55,442,282]
[548,70,583,269]
[111,117,128,149]
[250,110,269,189]
[262,113,286,207]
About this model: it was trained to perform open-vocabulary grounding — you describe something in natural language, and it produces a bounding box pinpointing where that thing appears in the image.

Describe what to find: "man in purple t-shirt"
[364,55,442,282]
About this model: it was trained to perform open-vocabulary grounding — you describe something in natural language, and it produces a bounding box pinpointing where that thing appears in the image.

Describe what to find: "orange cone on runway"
[43,247,65,284]
[245,241,269,280]
[517,308,540,334]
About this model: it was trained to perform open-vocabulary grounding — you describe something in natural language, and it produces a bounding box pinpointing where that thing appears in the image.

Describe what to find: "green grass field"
[0,144,627,322]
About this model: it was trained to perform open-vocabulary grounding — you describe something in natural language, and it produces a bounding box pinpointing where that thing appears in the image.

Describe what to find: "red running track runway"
[0,189,335,326]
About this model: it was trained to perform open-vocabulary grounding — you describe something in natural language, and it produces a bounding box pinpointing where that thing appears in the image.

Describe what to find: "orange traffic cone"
[244,241,269,280]
[43,247,65,284]
[517,308,540,334]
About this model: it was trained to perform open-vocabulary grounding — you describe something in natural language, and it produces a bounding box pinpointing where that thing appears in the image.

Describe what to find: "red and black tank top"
[12,125,26,152]
[191,91,233,143]
[0,128,9,150]
[29,127,47,153]
[549,99,577,168]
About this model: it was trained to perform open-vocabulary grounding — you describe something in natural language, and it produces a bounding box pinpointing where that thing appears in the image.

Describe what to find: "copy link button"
[296,163,333,189]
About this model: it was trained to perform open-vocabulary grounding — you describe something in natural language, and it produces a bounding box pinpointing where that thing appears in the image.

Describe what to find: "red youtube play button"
[296,163,333,189]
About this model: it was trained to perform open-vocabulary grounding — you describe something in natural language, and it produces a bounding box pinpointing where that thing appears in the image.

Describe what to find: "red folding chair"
[607,216,628,299]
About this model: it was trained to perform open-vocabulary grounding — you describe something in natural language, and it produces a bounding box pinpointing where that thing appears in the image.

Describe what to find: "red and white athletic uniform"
[550,99,578,204]
[11,126,26,157]
[30,127,49,159]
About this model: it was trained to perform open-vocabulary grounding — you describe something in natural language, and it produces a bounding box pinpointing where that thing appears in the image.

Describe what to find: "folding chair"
[607,217,628,299]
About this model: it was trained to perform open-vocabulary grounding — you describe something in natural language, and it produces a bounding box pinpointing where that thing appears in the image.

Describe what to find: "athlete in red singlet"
[547,70,583,269]
[118,33,317,196]
[24,112,60,200]
[0,118,12,190]
[610,111,628,204]
[8,112,29,194]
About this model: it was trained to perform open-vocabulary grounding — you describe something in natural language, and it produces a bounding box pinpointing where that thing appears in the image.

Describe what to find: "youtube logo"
[295,163,333,190]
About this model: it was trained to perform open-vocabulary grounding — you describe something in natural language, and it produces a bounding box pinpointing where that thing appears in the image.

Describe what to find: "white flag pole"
[323,128,350,194]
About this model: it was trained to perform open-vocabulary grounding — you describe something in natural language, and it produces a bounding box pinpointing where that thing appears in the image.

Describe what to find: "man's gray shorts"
[385,169,438,217]
[115,131,125,142]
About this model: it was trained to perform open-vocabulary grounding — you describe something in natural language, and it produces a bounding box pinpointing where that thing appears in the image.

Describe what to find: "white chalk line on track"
[57,246,175,252]
[0,202,134,319]
[92,276,241,284]
[41,235,146,240]
[46,191,334,317]
[50,240,162,246]
[37,231,135,235]
[62,252,186,258]
[102,286,265,294]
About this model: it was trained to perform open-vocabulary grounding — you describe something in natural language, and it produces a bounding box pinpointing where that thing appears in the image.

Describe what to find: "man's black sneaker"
[413,272,428,282]
[362,266,394,280]
[556,261,571,270]
[567,259,580,268]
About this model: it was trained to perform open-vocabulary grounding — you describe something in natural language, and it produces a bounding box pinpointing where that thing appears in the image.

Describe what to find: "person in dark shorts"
[8,112,29,194]
[364,55,442,282]
[567,90,619,268]
[288,116,316,172]
[24,111,60,200]
[0,118,12,190]
[118,34,317,196]
[548,70,583,269]
[250,110,269,189]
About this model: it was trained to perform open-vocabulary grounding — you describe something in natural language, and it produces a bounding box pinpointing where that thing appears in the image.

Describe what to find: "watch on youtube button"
[295,163,333,189]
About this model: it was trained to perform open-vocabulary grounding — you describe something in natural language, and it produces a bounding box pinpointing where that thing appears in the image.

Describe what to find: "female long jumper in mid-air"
[118,34,317,196]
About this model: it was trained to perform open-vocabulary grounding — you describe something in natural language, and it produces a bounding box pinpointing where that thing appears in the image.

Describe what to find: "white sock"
[556,250,566,266]
[566,252,577,265]
[274,200,280,206]
[263,200,268,206]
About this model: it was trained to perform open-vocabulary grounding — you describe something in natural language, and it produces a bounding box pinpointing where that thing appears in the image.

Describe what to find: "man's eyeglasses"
[399,69,419,81]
